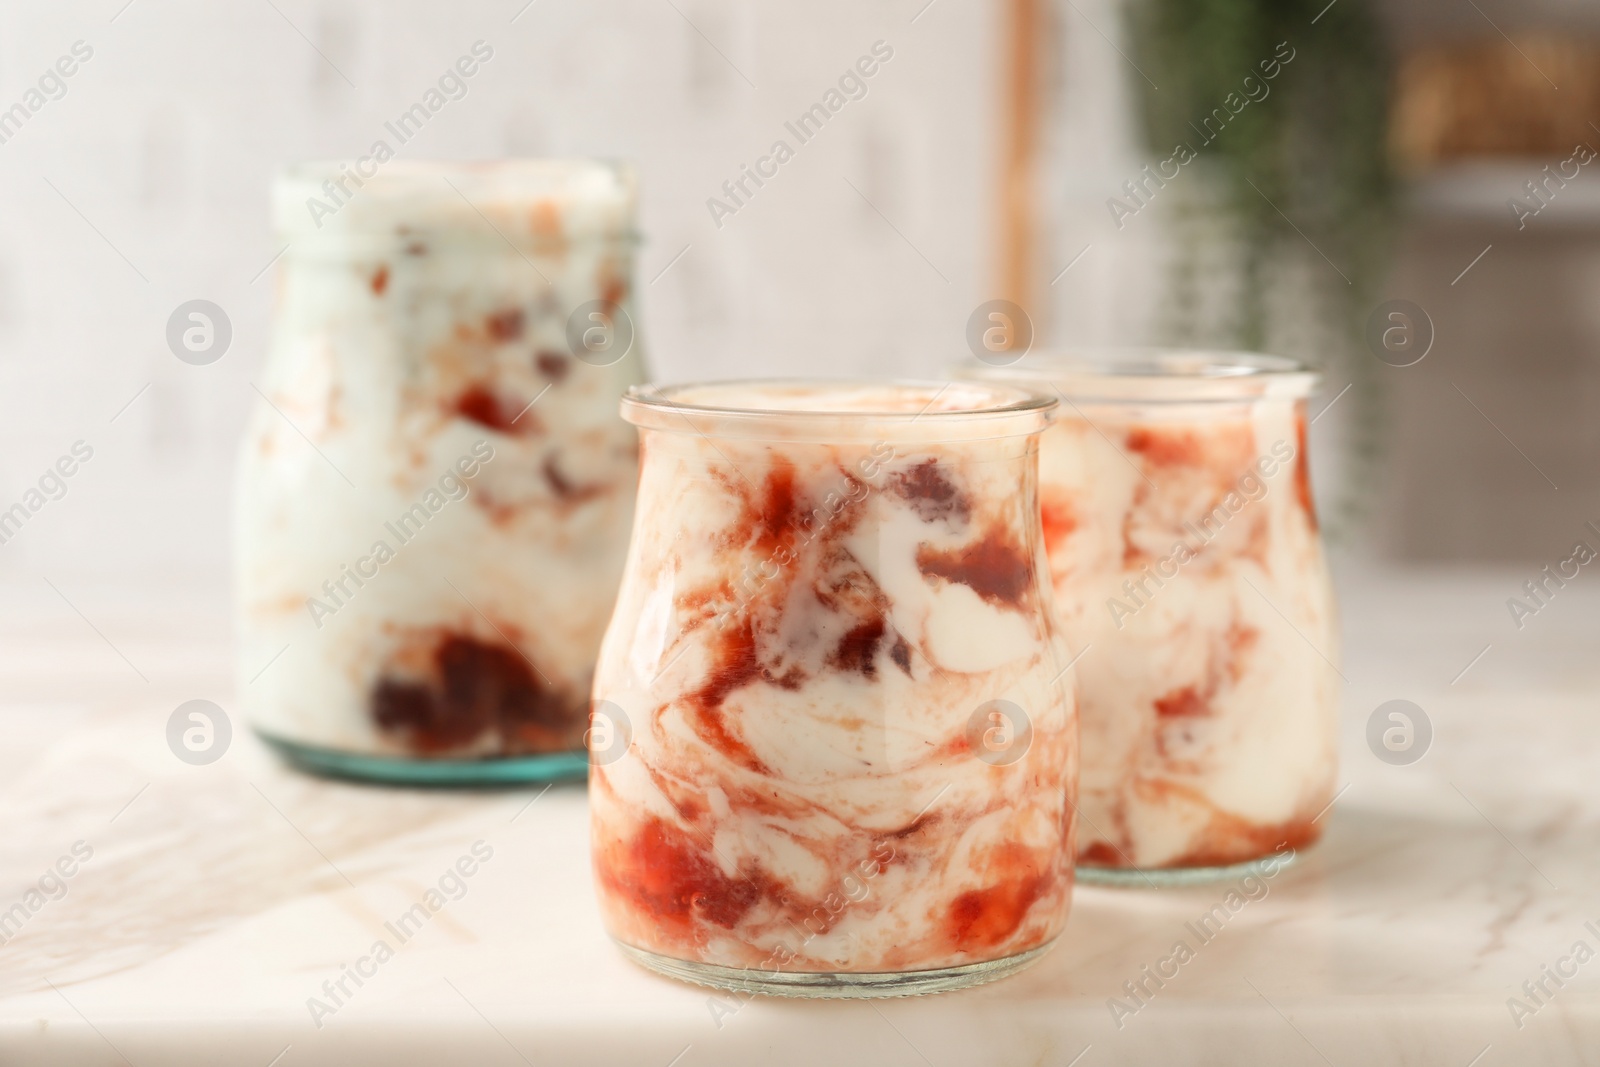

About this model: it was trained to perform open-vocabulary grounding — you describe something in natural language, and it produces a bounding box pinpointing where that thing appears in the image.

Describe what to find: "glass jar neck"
[623,380,1054,444]
[276,232,639,265]
[637,426,1041,464]
[963,349,1318,405]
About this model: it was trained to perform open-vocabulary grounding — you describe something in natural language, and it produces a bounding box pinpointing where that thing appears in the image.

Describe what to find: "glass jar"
[236,160,646,783]
[588,380,1076,997]
[967,352,1338,883]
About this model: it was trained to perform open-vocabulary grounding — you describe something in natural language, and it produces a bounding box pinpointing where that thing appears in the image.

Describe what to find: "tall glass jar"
[967,352,1338,883]
[588,380,1076,997]
[236,160,645,783]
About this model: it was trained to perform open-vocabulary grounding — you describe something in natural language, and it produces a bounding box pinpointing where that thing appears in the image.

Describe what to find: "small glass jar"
[588,380,1076,997]
[966,352,1338,883]
[236,160,646,783]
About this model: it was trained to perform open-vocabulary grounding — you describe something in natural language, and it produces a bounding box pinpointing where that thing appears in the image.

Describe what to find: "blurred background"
[0,0,1593,642]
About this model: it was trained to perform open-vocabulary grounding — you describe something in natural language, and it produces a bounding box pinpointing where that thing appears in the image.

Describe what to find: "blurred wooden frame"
[1000,0,1041,335]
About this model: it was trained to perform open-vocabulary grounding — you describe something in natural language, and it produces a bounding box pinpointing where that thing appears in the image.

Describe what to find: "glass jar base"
[1077,848,1303,888]
[614,939,1056,999]
[256,732,588,786]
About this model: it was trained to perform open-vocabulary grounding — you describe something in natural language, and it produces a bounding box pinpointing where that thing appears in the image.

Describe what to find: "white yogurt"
[589,381,1077,975]
[969,354,1339,870]
[236,161,645,761]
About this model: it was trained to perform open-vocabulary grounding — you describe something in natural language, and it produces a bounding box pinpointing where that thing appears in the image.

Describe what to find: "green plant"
[1125,0,1396,536]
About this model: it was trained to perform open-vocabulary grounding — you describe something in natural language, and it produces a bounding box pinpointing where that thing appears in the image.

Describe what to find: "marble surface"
[0,565,1597,1066]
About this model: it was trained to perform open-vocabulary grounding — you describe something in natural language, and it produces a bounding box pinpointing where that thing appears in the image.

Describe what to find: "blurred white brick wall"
[0,0,1060,615]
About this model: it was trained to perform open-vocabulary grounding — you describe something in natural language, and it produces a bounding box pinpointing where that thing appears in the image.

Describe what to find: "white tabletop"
[0,565,1595,1066]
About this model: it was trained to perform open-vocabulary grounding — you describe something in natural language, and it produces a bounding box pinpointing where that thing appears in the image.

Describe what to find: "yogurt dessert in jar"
[967,352,1338,882]
[589,380,1077,997]
[236,160,645,783]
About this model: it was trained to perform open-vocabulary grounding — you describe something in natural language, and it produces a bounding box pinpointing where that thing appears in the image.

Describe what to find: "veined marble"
[0,566,1596,1065]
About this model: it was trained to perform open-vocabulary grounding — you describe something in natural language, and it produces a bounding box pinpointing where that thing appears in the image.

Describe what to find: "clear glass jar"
[967,352,1338,883]
[588,380,1076,997]
[236,160,646,783]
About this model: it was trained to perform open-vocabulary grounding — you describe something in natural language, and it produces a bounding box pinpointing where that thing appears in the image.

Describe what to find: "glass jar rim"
[621,379,1056,441]
[961,348,1319,403]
